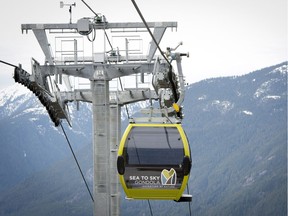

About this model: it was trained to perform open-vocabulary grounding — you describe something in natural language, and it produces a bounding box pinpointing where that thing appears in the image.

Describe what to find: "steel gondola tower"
[12,1,190,215]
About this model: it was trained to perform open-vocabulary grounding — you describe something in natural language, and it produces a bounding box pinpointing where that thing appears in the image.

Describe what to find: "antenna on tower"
[60,1,76,24]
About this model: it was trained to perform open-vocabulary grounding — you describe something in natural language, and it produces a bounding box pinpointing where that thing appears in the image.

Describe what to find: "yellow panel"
[119,174,189,201]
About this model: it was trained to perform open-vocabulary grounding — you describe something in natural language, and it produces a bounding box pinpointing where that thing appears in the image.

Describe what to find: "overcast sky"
[0,0,287,90]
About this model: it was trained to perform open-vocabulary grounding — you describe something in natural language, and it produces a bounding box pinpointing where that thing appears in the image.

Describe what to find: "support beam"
[91,78,110,216]
[32,29,54,65]
[61,89,158,105]
[32,29,72,90]
[22,22,177,32]
[109,103,121,216]
[39,62,159,80]
[147,27,166,62]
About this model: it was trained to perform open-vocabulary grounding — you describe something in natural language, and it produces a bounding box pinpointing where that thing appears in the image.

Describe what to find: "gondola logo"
[161,168,177,185]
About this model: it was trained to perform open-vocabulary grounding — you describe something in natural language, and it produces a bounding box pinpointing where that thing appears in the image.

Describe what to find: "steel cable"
[59,122,94,202]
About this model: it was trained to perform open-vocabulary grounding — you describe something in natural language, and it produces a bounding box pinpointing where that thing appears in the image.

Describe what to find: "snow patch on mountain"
[253,78,282,99]
[236,91,242,97]
[258,170,267,176]
[242,110,253,115]
[29,117,39,122]
[198,95,207,100]
[269,64,287,75]
[261,95,281,103]
[204,100,234,114]
[85,168,93,183]
[37,125,46,135]
[243,174,255,187]
[22,107,46,116]
[254,81,271,98]
[0,84,40,117]
[121,100,150,120]
[0,84,31,106]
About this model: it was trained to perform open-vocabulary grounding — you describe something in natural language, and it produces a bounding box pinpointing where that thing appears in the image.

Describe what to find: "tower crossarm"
[21,22,177,32]
[39,62,169,80]
[60,89,158,105]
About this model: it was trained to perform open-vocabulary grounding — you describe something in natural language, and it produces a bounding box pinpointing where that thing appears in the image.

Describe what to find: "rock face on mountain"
[0,62,286,216]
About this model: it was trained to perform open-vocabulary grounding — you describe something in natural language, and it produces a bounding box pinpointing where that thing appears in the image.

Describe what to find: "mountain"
[0,62,287,216]
[184,62,287,216]
[0,85,93,192]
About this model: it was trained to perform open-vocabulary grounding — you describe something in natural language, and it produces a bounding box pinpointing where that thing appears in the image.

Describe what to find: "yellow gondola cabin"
[117,123,192,202]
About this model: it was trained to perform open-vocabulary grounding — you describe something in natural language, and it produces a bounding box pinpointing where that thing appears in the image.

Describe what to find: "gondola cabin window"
[124,127,184,165]
[123,126,184,189]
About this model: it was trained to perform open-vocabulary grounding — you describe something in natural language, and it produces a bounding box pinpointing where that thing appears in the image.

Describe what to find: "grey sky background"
[0,0,287,90]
